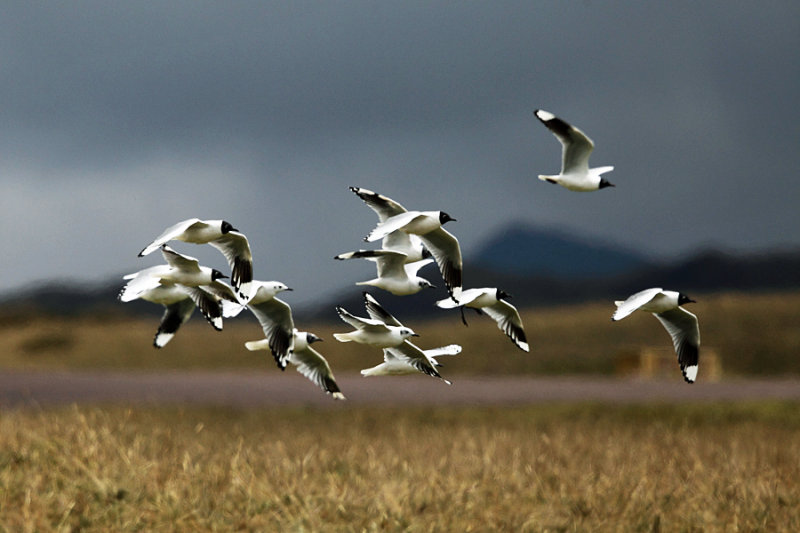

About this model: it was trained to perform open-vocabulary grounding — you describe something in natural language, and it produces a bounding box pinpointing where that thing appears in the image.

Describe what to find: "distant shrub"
[19,330,75,355]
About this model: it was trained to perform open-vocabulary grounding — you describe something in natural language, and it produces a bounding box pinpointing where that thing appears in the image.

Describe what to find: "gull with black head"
[534,109,615,192]
[246,330,345,400]
[437,288,530,353]
[360,191,462,295]
[334,293,419,348]
[138,218,253,298]
[612,288,700,383]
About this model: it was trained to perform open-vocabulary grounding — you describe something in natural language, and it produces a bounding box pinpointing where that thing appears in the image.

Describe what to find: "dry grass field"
[1,402,799,531]
[1,290,798,377]
[1,291,799,531]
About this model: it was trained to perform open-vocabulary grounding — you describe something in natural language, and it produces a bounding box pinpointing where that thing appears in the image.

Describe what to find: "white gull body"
[612,288,700,383]
[335,249,435,295]
[534,109,614,192]
[364,205,462,295]
[437,288,530,353]
[246,330,345,400]
[361,343,461,384]
[237,280,294,370]
[349,187,429,262]
[138,218,253,298]
[119,245,229,302]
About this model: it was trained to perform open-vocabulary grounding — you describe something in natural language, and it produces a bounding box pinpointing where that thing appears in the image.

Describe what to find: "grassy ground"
[1,402,798,531]
[1,290,798,376]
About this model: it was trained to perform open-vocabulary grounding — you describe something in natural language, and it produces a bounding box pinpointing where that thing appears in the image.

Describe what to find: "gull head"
[211,269,229,281]
[599,178,615,189]
[678,293,696,306]
[306,332,323,344]
[250,281,292,302]
[439,211,456,224]
[496,289,513,301]
[419,279,436,290]
[400,328,419,339]
[221,220,238,233]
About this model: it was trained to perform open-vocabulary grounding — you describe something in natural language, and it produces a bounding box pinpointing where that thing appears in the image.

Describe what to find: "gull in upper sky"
[436,288,530,353]
[349,186,430,263]
[118,245,230,303]
[138,218,253,298]
[359,189,462,295]
[611,288,700,383]
[236,280,294,370]
[361,343,461,382]
[246,330,345,400]
[533,109,615,192]
[334,293,419,348]
[334,249,436,295]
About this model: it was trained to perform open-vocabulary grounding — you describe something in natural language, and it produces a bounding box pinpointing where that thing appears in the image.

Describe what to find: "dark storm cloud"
[1,1,799,300]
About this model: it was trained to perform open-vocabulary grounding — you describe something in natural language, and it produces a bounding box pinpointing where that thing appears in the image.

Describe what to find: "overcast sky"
[2,2,798,305]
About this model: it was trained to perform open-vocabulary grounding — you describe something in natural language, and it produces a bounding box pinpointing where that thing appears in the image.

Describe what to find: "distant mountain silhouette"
[470,222,652,279]
[303,246,800,322]
[2,226,799,322]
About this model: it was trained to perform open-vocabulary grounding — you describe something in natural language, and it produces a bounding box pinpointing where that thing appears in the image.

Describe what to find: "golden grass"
[1,290,799,376]
[1,402,799,531]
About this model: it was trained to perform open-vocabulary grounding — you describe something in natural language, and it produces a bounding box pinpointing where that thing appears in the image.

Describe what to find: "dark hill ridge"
[471,223,652,279]
[302,247,800,322]
[2,224,799,321]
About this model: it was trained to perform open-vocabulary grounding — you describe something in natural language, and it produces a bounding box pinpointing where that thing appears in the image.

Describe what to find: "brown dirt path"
[1,371,799,408]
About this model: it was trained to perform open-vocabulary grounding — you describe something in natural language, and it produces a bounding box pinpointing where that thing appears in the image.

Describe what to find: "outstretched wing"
[534,109,594,174]
[387,341,451,384]
[154,298,196,348]
[350,186,408,221]
[335,306,388,332]
[138,218,203,256]
[248,297,294,369]
[179,286,225,331]
[655,307,700,383]
[291,345,346,400]
[483,300,530,353]
[335,249,408,279]
[418,228,462,295]
[365,212,422,242]
[160,245,202,273]
[208,231,253,298]
[362,292,403,327]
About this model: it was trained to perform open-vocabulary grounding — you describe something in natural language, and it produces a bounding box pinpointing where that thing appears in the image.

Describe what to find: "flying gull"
[359,291,452,382]
[334,294,419,348]
[437,288,530,353]
[237,280,294,370]
[118,245,229,303]
[334,249,436,295]
[349,186,430,262]
[361,344,461,381]
[118,282,239,348]
[246,330,345,400]
[361,194,462,295]
[138,218,253,298]
[612,288,700,383]
[534,109,615,192]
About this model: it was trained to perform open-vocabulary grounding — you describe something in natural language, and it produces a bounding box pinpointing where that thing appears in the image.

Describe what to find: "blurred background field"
[1,290,798,378]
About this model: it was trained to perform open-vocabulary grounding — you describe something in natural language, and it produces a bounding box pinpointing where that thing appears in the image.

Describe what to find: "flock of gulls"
[119,109,701,400]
